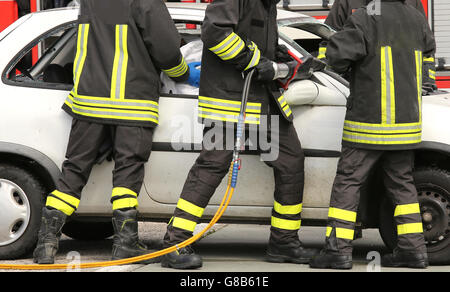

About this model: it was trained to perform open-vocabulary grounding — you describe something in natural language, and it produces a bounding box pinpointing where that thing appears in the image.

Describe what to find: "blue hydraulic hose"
[230,70,255,188]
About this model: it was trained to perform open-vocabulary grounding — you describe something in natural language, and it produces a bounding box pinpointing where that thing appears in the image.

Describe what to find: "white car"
[0,4,449,264]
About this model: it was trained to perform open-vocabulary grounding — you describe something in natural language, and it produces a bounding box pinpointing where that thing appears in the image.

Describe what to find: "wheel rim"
[0,179,31,246]
[418,188,450,253]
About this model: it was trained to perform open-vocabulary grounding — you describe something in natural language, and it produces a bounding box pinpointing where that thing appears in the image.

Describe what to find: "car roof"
[33,3,312,22]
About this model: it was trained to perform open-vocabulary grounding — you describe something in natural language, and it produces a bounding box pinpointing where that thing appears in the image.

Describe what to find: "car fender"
[0,142,61,187]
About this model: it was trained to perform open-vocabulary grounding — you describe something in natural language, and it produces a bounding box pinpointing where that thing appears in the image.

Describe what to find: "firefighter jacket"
[63,0,189,128]
[319,0,436,88]
[326,0,436,150]
[198,0,294,126]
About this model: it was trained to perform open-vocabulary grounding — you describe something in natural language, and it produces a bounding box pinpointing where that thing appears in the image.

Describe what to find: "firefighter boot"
[111,209,161,264]
[161,246,203,270]
[381,250,429,269]
[33,207,67,264]
[266,239,319,264]
[309,250,353,270]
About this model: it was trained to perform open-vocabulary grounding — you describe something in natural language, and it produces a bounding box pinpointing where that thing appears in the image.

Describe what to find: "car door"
[141,16,348,222]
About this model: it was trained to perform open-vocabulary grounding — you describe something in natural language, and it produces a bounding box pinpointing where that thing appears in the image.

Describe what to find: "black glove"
[275,44,293,63]
[254,57,275,82]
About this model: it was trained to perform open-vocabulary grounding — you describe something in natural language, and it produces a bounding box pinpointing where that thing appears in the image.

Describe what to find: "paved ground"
[0,223,449,272]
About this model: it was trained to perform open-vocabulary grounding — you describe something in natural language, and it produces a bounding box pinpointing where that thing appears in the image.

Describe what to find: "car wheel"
[0,164,45,260]
[379,167,450,265]
[62,221,114,240]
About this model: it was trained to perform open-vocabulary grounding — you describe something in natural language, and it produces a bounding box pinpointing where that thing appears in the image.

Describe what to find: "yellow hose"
[0,183,236,271]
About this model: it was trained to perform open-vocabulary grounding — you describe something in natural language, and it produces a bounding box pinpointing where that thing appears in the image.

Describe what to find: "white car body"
[1,4,450,261]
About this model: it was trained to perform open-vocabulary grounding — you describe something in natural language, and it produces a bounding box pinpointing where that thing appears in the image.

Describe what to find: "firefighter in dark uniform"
[33,0,190,264]
[160,0,318,269]
[310,0,436,269]
[319,0,437,92]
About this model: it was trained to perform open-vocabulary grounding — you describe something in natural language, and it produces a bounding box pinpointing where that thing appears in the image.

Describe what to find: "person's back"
[310,0,436,270]
[325,0,426,31]
[326,0,435,149]
[66,0,188,127]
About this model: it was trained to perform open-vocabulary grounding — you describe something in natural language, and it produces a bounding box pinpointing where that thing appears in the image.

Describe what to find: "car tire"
[62,221,114,241]
[0,164,46,260]
[379,167,450,265]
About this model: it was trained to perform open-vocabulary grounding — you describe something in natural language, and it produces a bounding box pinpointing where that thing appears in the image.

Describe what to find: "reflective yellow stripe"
[397,223,423,235]
[112,197,139,210]
[271,217,301,230]
[274,201,302,215]
[318,47,327,59]
[244,42,261,71]
[177,199,205,218]
[199,113,260,125]
[46,196,77,216]
[67,94,159,112]
[65,99,159,124]
[415,50,423,122]
[394,203,421,217]
[73,24,89,95]
[70,91,158,106]
[380,46,396,124]
[423,57,435,62]
[326,226,355,240]
[163,57,189,78]
[218,38,245,61]
[112,187,137,199]
[173,217,197,232]
[51,190,80,209]
[328,207,357,223]
[344,120,422,134]
[111,25,129,100]
[209,32,239,54]
[429,69,436,80]
[343,130,422,145]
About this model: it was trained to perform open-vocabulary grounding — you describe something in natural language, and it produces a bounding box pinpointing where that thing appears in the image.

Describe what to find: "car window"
[4,22,77,90]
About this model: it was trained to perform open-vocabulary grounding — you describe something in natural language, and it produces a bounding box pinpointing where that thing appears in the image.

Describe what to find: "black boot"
[111,209,161,264]
[266,239,319,264]
[309,250,353,270]
[161,246,203,270]
[33,207,67,264]
[381,250,429,269]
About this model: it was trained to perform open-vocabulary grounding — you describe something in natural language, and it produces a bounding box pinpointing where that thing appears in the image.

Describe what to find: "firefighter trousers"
[163,116,305,247]
[45,119,154,216]
[325,147,426,255]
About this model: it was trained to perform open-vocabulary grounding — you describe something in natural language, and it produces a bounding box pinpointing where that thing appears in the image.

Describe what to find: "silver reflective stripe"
[70,94,158,112]
[73,24,89,92]
[112,25,127,99]
[199,99,261,112]
[343,132,421,142]
[384,47,394,124]
[72,105,159,120]
[199,109,259,122]
[245,45,261,71]
[219,40,245,60]
[210,33,239,54]
[344,122,421,132]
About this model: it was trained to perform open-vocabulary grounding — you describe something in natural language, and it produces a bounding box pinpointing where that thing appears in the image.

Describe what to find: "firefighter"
[318,0,437,93]
[160,0,318,270]
[33,0,191,264]
[309,0,436,269]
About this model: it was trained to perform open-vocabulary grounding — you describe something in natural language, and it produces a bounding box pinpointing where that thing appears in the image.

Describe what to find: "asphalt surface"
[0,224,449,272]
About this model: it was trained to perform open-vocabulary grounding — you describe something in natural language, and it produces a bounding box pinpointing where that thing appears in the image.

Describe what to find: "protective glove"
[187,62,201,87]
[275,44,293,63]
[254,57,276,82]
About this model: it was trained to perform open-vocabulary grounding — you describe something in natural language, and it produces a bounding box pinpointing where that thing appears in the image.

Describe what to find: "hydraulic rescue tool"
[0,50,305,270]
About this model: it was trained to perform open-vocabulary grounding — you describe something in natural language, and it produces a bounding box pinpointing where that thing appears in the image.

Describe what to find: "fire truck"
[279,0,450,89]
